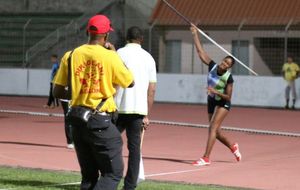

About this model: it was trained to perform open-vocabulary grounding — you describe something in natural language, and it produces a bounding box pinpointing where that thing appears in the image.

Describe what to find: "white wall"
[156,74,299,108]
[27,69,52,96]
[0,69,297,108]
[0,69,28,95]
[0,69,50,96]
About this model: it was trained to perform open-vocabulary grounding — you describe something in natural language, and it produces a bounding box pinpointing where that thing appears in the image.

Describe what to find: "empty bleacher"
[0,12,82,67]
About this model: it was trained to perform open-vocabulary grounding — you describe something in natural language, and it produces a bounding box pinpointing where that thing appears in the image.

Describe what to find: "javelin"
[161,0,258,76]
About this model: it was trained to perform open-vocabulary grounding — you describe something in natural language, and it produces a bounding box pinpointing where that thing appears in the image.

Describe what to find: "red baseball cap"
[87,15,114,34]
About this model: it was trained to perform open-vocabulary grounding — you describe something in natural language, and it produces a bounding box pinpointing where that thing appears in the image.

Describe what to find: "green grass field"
[0,166,252,190]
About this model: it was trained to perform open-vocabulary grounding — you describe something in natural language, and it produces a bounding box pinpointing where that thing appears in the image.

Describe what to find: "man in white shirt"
[115,26,157,190]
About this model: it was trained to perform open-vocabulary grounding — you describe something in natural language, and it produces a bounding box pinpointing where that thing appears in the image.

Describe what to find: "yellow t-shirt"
[282,62,300,81]
[53,44,134,112]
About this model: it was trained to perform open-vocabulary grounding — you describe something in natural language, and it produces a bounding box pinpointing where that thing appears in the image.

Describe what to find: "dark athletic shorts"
[207,95,231,114]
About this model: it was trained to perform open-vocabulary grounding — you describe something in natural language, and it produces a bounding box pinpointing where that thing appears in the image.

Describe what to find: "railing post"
[148,20,157,54]
[284,19,293,62]
[57,29,60,43]
[22,18,31,68]
[24,1,114,68]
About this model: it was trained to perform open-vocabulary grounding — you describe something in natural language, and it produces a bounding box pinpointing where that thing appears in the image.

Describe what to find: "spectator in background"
[282,57,300,109]
[44,54,60,108]
[115,26,157,190]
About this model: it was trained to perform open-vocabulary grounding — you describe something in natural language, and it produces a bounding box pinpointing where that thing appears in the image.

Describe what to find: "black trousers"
[71,114,124,190]
[47,83,59,106]
[117,114,144,190]
[60,100,73,144]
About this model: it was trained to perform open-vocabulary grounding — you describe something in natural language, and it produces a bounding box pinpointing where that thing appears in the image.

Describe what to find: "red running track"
[0,96,299,190]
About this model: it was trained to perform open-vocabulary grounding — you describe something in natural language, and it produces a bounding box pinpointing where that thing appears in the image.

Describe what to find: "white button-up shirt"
[115,43,157,115]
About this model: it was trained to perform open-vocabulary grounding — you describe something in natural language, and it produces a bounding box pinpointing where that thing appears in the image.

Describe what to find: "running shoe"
[192,157,211,166]
[67,144,75,149]
[231,143,242,161]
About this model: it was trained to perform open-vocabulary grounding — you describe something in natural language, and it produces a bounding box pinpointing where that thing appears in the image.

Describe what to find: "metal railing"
[24,0,117,67]
[24,20,78,67]
[22,18,31,66]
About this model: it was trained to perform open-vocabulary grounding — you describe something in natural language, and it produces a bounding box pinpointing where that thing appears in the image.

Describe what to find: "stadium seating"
[0,12,82,67]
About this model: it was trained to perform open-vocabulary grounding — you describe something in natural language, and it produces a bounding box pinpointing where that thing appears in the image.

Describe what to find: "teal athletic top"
[207,61,234,101]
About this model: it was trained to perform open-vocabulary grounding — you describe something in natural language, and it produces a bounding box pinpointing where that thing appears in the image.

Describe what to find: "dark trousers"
[47,83,59,106]
[117,114,144,190]
[60,100,73,144]
[71,115,124,190]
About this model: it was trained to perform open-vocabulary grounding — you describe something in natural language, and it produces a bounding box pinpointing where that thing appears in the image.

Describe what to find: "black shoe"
[285,105,289,109]
[291,106,295,110]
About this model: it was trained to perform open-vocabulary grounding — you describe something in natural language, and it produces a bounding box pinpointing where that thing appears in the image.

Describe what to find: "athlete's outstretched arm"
[190,24,211,65]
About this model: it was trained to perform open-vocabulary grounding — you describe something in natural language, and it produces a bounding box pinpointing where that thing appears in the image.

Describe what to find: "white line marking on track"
[145,168,204,177]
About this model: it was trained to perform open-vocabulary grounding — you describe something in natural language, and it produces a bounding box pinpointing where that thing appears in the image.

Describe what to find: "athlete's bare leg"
[216,127,232,148]
[203,107,229,158]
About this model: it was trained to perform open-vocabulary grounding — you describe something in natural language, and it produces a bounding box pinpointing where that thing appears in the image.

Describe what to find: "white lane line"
[145,168,204,177]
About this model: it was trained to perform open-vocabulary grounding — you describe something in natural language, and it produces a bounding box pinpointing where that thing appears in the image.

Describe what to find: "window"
[232,40,249,75]
[253,38,300,75]
[164,40,181,73]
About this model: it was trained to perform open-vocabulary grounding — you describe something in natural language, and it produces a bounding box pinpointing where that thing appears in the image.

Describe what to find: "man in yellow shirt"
[282,57,299,109]
[53,15,134,190]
